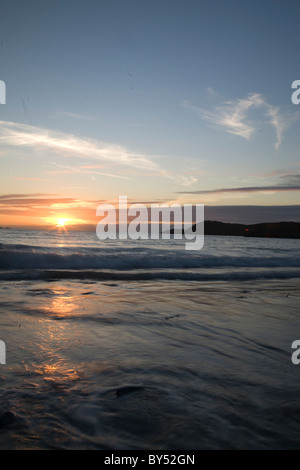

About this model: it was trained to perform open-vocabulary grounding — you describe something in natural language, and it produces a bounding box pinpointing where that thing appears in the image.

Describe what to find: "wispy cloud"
[52,110,97,121]
[0,193,58,200]
[0,193,103,223]
[183,92,290,149]
[178,184,300,195]
[0,120,203,187]
[264,103,287,150]
[0,120,159,171]
[0,193,174,225]
[46,162,131,180]
[177,167,300,197]
[176,175,198,187]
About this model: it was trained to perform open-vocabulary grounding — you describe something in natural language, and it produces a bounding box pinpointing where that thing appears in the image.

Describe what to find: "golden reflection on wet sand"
[33,362,81,383]
[35,286,81,318]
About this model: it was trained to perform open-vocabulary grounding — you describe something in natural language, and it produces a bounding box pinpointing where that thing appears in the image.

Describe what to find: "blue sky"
[0,0,300,225]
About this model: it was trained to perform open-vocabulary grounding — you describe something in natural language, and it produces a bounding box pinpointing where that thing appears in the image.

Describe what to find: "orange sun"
[56,218,67,227]
[55,218,69,233]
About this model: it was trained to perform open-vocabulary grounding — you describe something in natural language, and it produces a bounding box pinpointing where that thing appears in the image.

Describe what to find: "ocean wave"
[0,242,300,269]
[1,268,300,282]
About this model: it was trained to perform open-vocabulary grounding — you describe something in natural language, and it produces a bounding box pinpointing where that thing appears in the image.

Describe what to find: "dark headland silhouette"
[197,221,300,239]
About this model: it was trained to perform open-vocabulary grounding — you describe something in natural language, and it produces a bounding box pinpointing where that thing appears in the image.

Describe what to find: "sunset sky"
[1,0,300,227]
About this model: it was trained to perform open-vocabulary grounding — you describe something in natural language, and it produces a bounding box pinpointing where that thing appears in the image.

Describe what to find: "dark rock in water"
[115,385,145,398]
[164,314,180,320]
[0,411,16,428]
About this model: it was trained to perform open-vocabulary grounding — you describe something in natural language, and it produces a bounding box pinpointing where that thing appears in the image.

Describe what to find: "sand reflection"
[33,362,80,383]
[36,286,81,318]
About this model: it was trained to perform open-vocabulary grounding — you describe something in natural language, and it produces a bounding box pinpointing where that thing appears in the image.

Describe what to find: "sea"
[0,228,299,450]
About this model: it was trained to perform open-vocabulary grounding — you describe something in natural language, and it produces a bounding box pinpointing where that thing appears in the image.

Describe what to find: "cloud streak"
[0,120,200,187]
[46,163,131,180]
[0,193,103,224]
[178,185,300,195]
[0,193,176,225]
[184,92,289,149]
[0,120,159,171]
[53,111,98,121]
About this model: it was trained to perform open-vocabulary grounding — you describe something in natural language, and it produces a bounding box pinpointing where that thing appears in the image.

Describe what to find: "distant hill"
[196,221,300,239]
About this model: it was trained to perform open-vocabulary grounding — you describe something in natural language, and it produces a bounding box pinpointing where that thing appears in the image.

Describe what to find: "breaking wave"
[0,241,300,281]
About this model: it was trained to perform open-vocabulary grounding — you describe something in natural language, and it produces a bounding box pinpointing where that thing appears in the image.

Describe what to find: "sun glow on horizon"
[54,217,70,233]
[41,215,90,232]
[56,218,67,227]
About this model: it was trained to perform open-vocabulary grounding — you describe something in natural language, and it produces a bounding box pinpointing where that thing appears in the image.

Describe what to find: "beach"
[0,230,299,449]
